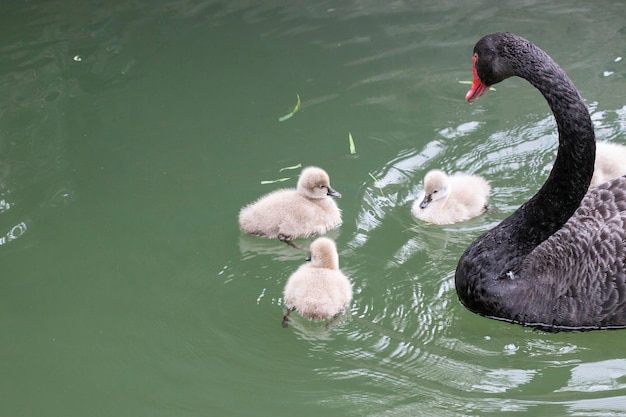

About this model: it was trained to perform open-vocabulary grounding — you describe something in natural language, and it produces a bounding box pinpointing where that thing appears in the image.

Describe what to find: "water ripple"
[310,88,626,414]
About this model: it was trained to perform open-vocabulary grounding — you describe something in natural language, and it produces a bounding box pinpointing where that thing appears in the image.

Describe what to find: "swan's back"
[283,268,352,320]
[447,174,490,208]
[516,176,626,328]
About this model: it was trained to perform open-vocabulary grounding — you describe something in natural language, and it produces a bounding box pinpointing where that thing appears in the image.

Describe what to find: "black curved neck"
[501,45,595,248]
[455,34,597,325]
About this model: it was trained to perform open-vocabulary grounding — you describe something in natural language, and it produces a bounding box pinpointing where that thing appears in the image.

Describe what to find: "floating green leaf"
[278,94,301,122]
[261,177,291,184]
[368,172,386,197]
[349,132,356,155]
[279,163,302,172]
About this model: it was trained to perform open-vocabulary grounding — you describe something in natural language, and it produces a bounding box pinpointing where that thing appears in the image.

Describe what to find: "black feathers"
[456,33,626,331]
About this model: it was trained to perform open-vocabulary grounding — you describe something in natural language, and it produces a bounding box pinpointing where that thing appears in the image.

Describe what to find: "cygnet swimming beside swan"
[411,169,490,225]
[591,141,626,189]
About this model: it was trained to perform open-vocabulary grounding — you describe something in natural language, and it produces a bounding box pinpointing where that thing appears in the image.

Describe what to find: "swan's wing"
[524,176,626,327]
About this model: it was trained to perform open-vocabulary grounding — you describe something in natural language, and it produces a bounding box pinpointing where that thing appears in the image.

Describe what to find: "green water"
[3,1,626,416]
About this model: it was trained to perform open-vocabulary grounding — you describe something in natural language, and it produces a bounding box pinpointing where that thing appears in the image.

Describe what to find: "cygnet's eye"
[433,190,439,194]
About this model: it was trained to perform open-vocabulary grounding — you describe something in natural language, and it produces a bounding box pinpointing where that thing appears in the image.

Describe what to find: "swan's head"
[419,170,450,209]
[466,32,530,102]
[297,166,342,200]
[308,237,339,270]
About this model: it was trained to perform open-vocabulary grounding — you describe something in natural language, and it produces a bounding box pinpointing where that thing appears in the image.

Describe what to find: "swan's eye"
[433,190,438,194]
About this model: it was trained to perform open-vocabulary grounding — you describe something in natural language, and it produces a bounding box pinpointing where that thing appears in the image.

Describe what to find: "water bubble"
[504,343,519,353]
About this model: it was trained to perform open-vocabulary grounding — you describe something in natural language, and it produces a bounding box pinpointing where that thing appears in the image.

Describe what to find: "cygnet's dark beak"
[305,253,311,261]
[419,194,432,209]
[327,186,342,198]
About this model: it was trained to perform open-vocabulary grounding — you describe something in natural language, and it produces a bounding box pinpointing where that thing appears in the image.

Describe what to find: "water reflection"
[559,359,626,393]
[0,220,27,247]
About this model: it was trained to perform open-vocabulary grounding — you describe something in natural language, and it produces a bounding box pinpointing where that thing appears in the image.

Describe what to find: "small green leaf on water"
[279,163,302,172]
[349,132,356,154]
[278,94,301,122]
[368,172,386,197]
[261,177,291,184]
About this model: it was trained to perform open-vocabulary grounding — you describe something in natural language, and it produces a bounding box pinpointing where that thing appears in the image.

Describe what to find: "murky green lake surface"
[3,1,626,416]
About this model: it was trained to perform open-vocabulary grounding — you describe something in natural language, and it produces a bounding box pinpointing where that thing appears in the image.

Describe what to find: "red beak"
[465,54,491,103]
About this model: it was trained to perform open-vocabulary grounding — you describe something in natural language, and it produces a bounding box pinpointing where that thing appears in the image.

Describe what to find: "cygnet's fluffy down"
[590,141,626,189]
[239,166,342,239]
[282,237,352,326]
[411,169,490,225]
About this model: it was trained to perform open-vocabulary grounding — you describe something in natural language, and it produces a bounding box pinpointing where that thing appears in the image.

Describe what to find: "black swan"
[455,32,626,331]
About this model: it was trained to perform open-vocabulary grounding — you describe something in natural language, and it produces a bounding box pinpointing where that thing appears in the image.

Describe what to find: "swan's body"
[456,32,626,331]
[411,169,490,225]
[282,237,352,326]
[591,141,626,189]
[239,166,342,240]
